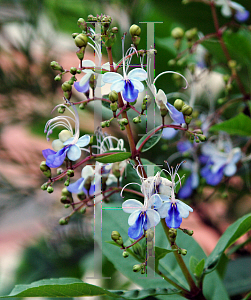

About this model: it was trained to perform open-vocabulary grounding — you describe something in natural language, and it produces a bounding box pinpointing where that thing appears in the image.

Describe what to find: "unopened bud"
[40,161,50,172]
[169,228,177,239]
[77,18,87,31]
[133,116,141,124]
[119,118,128,125]
[109,90,118,102]
[168,59,176,66]
[67,169,74,177]
[76,46,86,60]
[178,248,187,256]
[133,264,142,272]
[54,74,62,81]
[171,27,184,39]
[129,24,141,36]
[182,104,193,116]
[41,183,48,190]
[183,229,194,236]
[61,81,72,92]
[64,204,70,208]
[74,33,88,48]
[228,60,236,69]
[62,187,71,196]
[198,134,207,142]
[60,196,69,204]
[111,27,118,33]
[116,237,124,246]
[185,28,197,40]
[193,129,203,134]
[110,102,118,112]
[132,36,140,46]
[123,251,129,258]
[64,179,70,186]
[120,125,126,131]
[50,61,64,72]
[70,67,77,75]
[111,231,121,241]
[185,115,192,124]
[59,217,69,225]
[174,99,185,111]
[47,186,54,193]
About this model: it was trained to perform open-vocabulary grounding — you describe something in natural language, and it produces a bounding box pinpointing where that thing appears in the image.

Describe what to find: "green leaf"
[204,213,251,274]
[209,113,251,136]
[189,256,199,275]
[101,95,111,110]
[223,257,251,296]
[195,259,205,278]
[0,278,120,298]
[155,246,176,269]
[95,152,131,163]
[136,128,162,153]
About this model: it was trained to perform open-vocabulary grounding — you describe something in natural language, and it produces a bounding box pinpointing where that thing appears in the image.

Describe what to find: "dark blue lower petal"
[165,204,182,228]
[46,147,68,168]
[235,10,249,22]
[42,148,57,159]
[177,141,192,153]
[74,81,90,93]
[128,213,145,239]
[178,175,193,199]
[199,154,210,165]
[67,178,85,194]
[201,164,224,186]
[166,102,185,124]
[122,80,139,102]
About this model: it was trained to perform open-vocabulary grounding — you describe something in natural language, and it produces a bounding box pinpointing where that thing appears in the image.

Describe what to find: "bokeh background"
[0,0,251,299]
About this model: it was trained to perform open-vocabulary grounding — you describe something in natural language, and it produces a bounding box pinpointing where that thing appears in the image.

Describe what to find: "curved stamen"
[120,182,142,198]
[153,71,188,90]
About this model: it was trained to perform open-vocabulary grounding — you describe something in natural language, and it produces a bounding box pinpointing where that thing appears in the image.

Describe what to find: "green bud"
[64,179,70,186]
[109,90,118,102]
[74,33,88,48]
[143,95,151,106]
[116,237,124,246]
[61,187,71,196]
[228,60,236,69]
[54,74,62,81]
[60,196,69,204]
[182,229,194,236]
[63,91,71,100]
[67,169,74,177]
[41,183,48,190]
[70,67,77,75]
[182,104,193,116]
[146,229,154,241]
[101,121,106,128]
[174,99,185,111]
[43,170,51,178]
[77,18,87,31]
[123,251,129,258]
[133,264,142,272]
[195,138,200,143]
[119,118,128,125]
[133,116,141,124]
[141,268,145,274]
[64,204,70,208]
[129,24,141,36]
[147,240,154,250]
[185,115,192,124]
[106,120,110,127]
[68,76,76,85]
[76,46,86,60]
[62,81,72,92]
[160,107,168,117]
[59,217,69,225]
[178,248,187,256]
[141,104,146,110]
[47,186,54,193]
[169,228,177,239]
[111,27,118,33]
[171,27,184,39]
[72,33,79,39]
[193,129,203,134]
[120,125,126,131]
[58,106,65,114]
[40,161,50,172]
[77,191,86,200]
[198,134,207,142]
[217,98,226,105]
[190,135,195,141]
[111,231,121,241]
[50,61,64,72]
[132,36,140,46]
[168,59,176,67]
[80,206,86,214]
[79,102,87,109]
[185,28,197,40]
[223,74,230,83]
[110,102,118,112]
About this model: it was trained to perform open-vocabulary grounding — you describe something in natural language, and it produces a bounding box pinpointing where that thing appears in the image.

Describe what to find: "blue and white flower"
[102,41,147,102]
[200,138,242,186]
[215,0,249,22]
[42,104,90,168]
[178,160,199,199]
[157,163,193,228]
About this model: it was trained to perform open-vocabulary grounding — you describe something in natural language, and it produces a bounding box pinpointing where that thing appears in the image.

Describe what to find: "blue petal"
[67,144,81,161]
[165,204,182,228]
[128,213,145,239]
[199,154,210,165]
[177,141,192,153]
[166,102,185,124]
[201,164,224,186]
[67,178,85,193]
[42,148,57,159]
[122,80,139,102]
[235,9,249,22]
[74,81,89,93]
[162,127,178,140]
[77,135,90,147]
[45,147,68,168]
[178,175,193,199]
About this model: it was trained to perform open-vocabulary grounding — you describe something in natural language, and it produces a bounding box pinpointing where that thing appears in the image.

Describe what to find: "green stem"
[161,219,198,294]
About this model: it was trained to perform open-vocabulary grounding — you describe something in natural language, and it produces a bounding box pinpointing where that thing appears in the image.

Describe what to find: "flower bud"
[182,104,193,116]
[120,125,126,131]
[60,196,70,204]
[62,81,72,92]
[141,268,145,274]
[198,134,207,142]
[62,187,71,197]
[67,169,74,177]
[129,24,141,36]
[64,204,70,208]
[160,107,168,117]
[171,27,184,39]
[101,121,106,128]
[146,229,154,241]
[77,191,86,200]
[43,170,51,178]
[185,28,197,40]
[58,106,65,114]
[168,59,176,66]
[64,178,70,186]
[119,118,128,125]
[50,61,64,72]
[70,67,77,75]
[183,229,194,236]
[41,183,48,190]
[76,46,86,60]
[185,115,192,124]
[47,186,54,193]
[109,90,118,102]
[40,161,50,172]
[133,116,141,124]
[106,120,110,127]
[111,27,118,33]
[169,228,177,239]
[178,248,187,256]
[110,102,118,112]
[79,102,87,110]
[77,18,87,31]
[141,104,146,110]
[143,95,152,106]
[111,231,121,241]
[59,217,69,225]
[123,251,129,258]
[174,99,185,111]
[228,60,236,69]
[74,33,88,48]
[116,237,124,246]
[193,129,203,134]
[54,74,62,81]
[132,36,140,46]
[133,264,142,272]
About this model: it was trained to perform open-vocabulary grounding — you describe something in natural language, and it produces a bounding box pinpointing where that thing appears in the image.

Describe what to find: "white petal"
[128,68,147,81]
[231,148,242,163]
[230,1,245,12]
[110,80,125,92]
[148,194,162,209]
[102,62,117,71]
[76,135,90,147]
[224,163,237,176]
[191,172,199,189]
[156,89,167,107]
[79,73,92,86]
[176,200,193,218]
[122,199,143,213]
[67,144,81,161]
[146,209,160,228]
[130,79,144,92]
[157,201,171,218]
[52,139,64,151]
[221,4,232,17]
[102,72,123,83]
[81,165,94,178]
[82,60,96,68]
[128,210,141,226]
[63,136,75,146]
